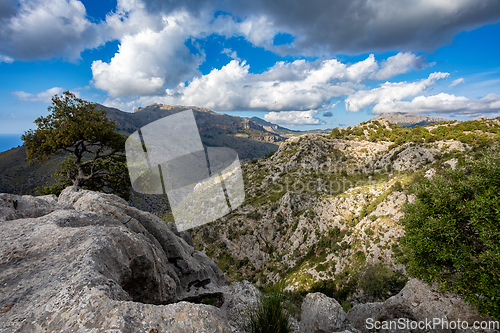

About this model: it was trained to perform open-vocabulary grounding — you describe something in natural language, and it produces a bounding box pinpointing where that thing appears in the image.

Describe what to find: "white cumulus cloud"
[372,93,500,116]
[345,72,449,112]
[374,52,427,80]
[92,11,203,96]
[0,0,105,61]
[156,58,364,111]
[264,110,324,125]
[99,53,428,110]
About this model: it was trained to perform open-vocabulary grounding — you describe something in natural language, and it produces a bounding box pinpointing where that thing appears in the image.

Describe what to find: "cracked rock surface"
[0,187,232,332]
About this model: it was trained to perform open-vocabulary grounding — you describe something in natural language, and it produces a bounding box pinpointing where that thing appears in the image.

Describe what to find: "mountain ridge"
[371,112,451,127]
[0,103,284,195]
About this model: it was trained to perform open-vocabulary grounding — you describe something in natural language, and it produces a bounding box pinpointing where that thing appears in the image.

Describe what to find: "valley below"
[1,107,499,332]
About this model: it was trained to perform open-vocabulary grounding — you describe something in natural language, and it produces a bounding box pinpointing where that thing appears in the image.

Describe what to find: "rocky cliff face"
[1,158,496,332]
[0,187,245,331]
[191,123,485,305]
[371,112,450,127]
[2,116,498,332]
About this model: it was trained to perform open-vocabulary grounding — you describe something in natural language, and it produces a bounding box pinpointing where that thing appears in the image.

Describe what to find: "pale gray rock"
[0,187,231,332]
[300,292,354,333]
[219,280,261,330]
[348,279,497,333]
[0,193,73,222]
[58,186,228,298]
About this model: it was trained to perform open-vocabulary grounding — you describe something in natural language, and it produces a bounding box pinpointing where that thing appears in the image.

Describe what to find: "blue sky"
[1,0,500,142]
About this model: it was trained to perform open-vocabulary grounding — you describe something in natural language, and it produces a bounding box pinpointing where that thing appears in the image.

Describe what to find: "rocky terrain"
[249,116,301,138]
[1,113,499,332]
[0,104,282,196]
[1,187,496,332]
[191,116,500,309]
[0,187,232,330]
[192,134,458,288]
[103,103,284,159]
[0,186,495,332]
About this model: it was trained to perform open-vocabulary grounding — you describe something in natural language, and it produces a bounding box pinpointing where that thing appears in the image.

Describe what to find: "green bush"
[364,227,374,236]
[309,278,356,311]
[399,149,500,319]
[358,264,407,301]
[391,180,403,192]
[242,286,291,333]
[247,211,263,220]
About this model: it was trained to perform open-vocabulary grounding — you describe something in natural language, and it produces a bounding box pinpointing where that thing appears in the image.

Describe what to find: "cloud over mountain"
[99,54,429,112]
[2,0,500,125]
[345,72,450,112]
[264,110,324,125]
[373,93,500,117]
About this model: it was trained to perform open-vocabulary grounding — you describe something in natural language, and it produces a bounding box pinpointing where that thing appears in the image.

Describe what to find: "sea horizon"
[0,134,23,153]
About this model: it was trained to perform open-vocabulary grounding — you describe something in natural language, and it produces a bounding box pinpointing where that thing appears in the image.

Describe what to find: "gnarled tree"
[22,91,130,199]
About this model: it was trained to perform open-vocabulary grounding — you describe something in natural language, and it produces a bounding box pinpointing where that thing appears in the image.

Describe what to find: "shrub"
[310,274,358,312]
[391,180,403,192]
[358,264,407,301]
[399,149,500,319]
[242,286,291,333]
[364,228,374,236]
[247,211,263,220]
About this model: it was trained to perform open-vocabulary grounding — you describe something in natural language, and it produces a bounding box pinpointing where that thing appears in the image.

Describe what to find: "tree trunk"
[73,143,86,188]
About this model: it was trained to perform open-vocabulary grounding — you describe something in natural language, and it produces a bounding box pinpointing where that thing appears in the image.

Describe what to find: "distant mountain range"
[371,112,451,127]
[249,117,300,137]
[101,103,284,160]
[0,104,285,195]
[0,106,456,195]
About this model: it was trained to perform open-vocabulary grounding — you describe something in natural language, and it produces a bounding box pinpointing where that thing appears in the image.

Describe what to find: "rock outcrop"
[193,130,477,290]
[347,279,497,333]
[0,187,233,332]
[296,280,497,333]
[300,292,357,333]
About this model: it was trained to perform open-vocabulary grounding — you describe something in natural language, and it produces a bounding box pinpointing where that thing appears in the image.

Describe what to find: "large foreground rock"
[0,187,231,332]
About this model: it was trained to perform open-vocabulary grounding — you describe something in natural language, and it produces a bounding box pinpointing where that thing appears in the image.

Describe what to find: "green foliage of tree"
[22,91,130,199]
[330,128,341,139]
[399,149,500,318]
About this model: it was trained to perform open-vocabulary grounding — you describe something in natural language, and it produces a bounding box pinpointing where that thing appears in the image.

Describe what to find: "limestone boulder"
[0,187,231,332]
[299,292,356,333]
[0,193,72,222]
[347,279,497,333]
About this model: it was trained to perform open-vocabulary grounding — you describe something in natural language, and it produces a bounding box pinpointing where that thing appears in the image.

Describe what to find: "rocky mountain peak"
[371,112,450,127]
